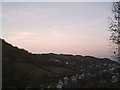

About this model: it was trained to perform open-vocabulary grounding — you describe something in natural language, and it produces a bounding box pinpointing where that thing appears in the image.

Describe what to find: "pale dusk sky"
[2,2,113,58]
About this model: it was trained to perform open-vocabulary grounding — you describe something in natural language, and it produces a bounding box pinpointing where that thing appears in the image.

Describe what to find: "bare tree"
[109,1,120,63]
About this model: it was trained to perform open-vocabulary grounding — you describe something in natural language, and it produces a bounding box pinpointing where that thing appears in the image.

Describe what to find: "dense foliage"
[109,1,120,63]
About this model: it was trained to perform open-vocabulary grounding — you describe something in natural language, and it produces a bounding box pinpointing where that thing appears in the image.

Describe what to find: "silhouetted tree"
[109,1,120,63]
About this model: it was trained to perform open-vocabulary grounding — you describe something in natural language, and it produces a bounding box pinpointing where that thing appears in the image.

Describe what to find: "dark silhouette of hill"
[1,38,120,88]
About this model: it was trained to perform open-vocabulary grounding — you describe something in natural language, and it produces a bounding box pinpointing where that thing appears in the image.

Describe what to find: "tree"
[109,1,120,63]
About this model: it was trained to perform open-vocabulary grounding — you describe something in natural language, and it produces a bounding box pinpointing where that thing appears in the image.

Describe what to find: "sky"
[2,2,113,59]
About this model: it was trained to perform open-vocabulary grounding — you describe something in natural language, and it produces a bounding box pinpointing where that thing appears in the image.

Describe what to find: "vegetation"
[109,1,120,63]
[1,38,120,89]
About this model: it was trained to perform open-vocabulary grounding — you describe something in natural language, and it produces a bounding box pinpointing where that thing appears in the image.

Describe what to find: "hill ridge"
[2,38,120,88]
[1,38,113,61]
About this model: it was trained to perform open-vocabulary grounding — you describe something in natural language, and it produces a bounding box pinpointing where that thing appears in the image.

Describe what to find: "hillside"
[1,38,120,88]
